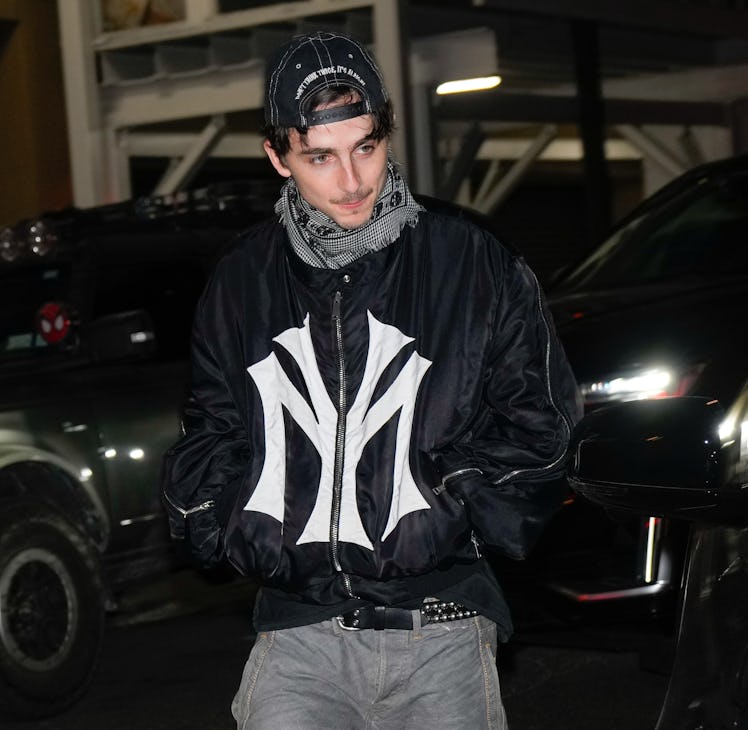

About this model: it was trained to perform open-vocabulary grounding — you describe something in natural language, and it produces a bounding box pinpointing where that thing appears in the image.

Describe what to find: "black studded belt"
[336,601,479,631]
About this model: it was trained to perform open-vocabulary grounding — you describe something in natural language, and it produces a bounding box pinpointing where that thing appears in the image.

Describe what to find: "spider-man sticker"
[36,302,73,345]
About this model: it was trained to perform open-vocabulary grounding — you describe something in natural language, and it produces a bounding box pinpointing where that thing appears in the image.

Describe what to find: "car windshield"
[0,263,72,361]
[556,170,748,293]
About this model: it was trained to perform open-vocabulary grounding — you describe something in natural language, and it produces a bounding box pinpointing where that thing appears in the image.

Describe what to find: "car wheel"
[0,501,105,720]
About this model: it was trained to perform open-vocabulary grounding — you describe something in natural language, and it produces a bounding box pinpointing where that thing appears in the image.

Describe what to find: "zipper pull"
[471,532,483,558]
[163,492,215,519]
[332,290,342,319]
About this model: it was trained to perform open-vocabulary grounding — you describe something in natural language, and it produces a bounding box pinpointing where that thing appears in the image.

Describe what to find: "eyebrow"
[300,146,334,157]
[299,134,377,157]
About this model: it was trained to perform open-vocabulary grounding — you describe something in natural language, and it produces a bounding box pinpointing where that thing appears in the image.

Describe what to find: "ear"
[263,140,292,179]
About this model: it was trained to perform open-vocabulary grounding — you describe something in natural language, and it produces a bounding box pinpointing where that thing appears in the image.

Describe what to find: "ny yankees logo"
[245,311,432,550]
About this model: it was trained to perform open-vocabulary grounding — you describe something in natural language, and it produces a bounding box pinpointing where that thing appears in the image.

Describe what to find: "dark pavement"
[3,570,670,729]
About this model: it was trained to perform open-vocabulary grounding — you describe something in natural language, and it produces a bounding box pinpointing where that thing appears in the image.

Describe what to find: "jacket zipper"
[494,269,573,486]
[331,290,354,597]
[163,491,215,518]
[433,467,483,495]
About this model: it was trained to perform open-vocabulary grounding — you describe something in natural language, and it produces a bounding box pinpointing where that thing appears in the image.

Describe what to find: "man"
[163,31,581,730]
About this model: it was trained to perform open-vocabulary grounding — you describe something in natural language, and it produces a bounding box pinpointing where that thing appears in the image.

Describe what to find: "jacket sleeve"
[432,250,582,560]
[161,283,250,569]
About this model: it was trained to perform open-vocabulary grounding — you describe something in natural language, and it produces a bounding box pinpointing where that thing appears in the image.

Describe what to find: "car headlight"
[579,364,703,407]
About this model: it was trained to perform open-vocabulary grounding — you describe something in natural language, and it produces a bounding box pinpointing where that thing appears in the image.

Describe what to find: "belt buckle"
[335,608,363,631]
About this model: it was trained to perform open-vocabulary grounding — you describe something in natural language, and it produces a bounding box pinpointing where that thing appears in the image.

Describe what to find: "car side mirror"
[567,396,748,525]
[81,309,156,363]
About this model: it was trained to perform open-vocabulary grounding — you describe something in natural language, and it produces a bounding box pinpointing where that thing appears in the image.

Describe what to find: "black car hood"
[549,277,748,402]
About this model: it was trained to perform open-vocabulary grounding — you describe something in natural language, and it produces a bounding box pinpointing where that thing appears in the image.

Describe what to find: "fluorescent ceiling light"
[436,75,502,95]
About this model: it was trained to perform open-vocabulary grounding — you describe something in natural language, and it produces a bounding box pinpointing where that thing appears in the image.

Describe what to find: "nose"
[338,156,361,194]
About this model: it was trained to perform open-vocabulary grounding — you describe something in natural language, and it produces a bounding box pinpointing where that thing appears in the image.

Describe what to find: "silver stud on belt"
[421,600,479,623]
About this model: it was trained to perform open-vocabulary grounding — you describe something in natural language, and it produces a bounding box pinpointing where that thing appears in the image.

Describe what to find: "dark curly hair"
[263,85,395,157]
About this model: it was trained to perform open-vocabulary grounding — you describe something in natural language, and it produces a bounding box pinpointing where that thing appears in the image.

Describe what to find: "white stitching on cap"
[318,34,340,88]
[291,35,326,127]
[269,34,322,124]
[325,31,389,103]
[268,40,298,125]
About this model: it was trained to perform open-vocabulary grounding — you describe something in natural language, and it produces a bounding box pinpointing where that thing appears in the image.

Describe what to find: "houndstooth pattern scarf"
[275,161,423,269]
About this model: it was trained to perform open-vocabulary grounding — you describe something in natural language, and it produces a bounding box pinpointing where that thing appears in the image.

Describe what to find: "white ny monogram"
[245,311,432,550]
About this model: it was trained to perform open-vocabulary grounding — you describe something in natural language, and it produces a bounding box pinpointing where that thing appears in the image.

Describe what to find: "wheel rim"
[0,547,79,671]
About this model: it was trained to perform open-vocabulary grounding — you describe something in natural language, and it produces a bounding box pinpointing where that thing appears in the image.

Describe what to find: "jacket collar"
[283,227,403,295]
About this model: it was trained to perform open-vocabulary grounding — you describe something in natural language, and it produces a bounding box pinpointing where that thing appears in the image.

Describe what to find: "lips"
[338,199,365,209]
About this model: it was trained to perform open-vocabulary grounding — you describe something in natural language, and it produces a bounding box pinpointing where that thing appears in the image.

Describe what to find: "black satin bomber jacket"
[162,199,582,637]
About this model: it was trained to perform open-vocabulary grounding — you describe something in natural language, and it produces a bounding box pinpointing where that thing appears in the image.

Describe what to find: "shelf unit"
[57,0,410,206]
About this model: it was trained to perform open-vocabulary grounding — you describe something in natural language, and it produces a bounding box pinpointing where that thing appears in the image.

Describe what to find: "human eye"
[309,153,330,165]
[355,140,377,156]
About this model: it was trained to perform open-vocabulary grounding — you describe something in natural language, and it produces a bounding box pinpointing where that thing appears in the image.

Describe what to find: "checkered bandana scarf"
[275,161,423,269]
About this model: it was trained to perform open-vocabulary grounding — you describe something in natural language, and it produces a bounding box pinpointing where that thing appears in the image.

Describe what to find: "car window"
[557,171,748,292]
[1,234,217,365]
[0,264,72,360]
[92,257,206,362]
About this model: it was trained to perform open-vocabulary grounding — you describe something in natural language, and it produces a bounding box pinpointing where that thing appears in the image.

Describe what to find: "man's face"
[264,113,389,230]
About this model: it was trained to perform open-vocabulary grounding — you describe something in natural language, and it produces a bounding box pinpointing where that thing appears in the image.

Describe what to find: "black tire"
[0,501,105,720]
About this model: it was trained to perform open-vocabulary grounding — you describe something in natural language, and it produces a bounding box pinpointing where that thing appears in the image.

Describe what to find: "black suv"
[529,153,748,618]
[0,187,269,720]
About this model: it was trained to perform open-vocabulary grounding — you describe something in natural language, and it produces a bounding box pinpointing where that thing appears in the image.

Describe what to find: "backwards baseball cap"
[264,31,389,128]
